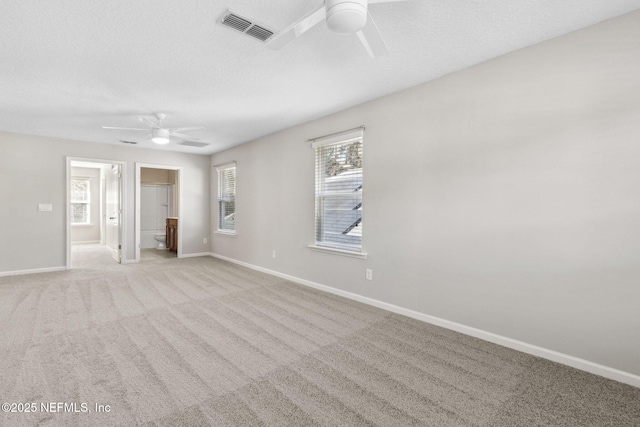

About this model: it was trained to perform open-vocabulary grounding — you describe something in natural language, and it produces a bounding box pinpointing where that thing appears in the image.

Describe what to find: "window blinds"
[70,178,90,224]
[216,163,236,232]
[314,130,363,250]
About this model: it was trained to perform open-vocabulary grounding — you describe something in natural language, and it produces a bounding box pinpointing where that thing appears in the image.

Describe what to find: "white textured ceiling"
[1,0,639,155]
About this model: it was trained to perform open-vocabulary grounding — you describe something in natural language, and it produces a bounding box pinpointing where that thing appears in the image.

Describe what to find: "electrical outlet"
[272,250,277,259]
[203,238,208,244]
[38,204,53,212]
[365,269,373,281]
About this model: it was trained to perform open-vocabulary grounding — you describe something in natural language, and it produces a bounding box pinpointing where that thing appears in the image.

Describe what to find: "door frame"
[106,164,123,263]
[135,163,183,262]
[66,157,127,269]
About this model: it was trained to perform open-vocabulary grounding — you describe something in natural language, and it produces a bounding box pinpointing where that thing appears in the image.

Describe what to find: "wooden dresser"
[166,217,178,252]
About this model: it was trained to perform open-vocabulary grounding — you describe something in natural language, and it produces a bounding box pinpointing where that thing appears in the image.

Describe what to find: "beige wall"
[141,167,176,185]
[211,10,640,377]
[0,134,211,271]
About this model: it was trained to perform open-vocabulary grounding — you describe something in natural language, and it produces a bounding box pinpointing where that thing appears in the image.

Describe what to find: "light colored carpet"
[0,245,638,426]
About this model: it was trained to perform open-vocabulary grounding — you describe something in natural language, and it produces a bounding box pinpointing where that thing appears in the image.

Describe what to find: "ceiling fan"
[268,0,409,58]
[102,113,205,145]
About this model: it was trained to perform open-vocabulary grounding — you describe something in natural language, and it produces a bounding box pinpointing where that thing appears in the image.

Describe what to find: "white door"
[105,165,122,263]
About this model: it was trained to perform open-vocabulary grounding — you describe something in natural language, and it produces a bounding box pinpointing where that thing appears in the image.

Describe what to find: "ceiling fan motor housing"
[152,128,171,144]
[326,0,368,33]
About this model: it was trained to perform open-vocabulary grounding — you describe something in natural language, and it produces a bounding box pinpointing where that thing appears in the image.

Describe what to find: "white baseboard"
[0,266,68,277]
[180,252,212,259]
[71,240,101,245]
[210,253,640,389]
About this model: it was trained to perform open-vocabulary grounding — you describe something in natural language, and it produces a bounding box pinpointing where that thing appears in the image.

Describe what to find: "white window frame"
[215,162,237,235]
[308,128,367,259]
[70,177,91,225]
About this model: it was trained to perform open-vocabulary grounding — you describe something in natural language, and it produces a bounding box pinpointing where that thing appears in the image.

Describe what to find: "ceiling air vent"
[119,140,138,145]
[177,140,210,148]
[246,25,274,42]
[219,10,275,42]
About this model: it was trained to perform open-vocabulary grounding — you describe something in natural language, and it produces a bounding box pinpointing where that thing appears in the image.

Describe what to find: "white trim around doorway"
[66,157,127,269]
[135,163,184,262]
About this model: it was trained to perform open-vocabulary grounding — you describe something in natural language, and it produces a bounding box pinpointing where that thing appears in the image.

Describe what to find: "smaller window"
[71,178,91,225]
[216,163,236,232]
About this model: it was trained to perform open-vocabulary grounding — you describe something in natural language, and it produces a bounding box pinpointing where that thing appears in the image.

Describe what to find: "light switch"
[38,204,53,212]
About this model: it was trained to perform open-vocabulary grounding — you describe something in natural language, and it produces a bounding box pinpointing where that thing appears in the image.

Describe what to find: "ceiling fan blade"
[268,3,326,50]
[169,132,200,140]
[102,126,148,131]
[138,116,161,129]
[356,12,388,58]
[173,126,205,133]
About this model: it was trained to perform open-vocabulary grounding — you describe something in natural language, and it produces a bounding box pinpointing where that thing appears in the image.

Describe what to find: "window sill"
[307,244,367,259]
[215,230,237,237]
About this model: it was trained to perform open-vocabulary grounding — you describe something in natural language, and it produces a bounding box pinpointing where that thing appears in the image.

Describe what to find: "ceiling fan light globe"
[152,137,170,144]
[326,0,368,33]
[151,128,170,145]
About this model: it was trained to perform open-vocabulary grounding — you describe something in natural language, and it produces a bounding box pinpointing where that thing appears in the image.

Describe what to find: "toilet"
[153,234,167,250]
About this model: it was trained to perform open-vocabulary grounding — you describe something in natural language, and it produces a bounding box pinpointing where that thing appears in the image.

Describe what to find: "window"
[313,128,363,252]
[71,178,91,224]
[216,162,236,233]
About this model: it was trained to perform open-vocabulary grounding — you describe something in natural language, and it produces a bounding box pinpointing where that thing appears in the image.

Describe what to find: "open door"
[135,163,182,262]
[67,158,125,269]
[105,164,122,263]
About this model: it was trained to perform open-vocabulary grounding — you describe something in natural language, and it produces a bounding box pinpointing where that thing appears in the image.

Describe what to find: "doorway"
[135,163,182,262]
[66,158,125,268]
